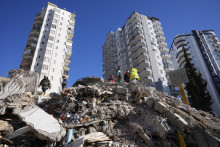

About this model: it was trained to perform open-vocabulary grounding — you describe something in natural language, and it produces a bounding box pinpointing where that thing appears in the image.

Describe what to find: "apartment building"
[170,30,220,115]
[102,12,174,93]
[20,2,76,93]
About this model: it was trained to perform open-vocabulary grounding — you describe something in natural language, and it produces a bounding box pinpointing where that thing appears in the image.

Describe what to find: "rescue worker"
[124,69,130,83]
[129,67,141,102]
[130,66,139,80]
[107,75,115,83]
[115,66,121,82]
[62,76,68,90]
[39,75,51,96]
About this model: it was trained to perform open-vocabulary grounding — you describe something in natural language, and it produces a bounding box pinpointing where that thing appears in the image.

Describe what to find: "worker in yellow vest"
[130,66,139,80]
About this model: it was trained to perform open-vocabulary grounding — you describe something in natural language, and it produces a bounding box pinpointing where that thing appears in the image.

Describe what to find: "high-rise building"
[20,2,76,93]
[102,12,174,93]
[170,30,220,115]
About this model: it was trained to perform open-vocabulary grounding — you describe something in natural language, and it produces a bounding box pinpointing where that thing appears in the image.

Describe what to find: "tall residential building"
[170,30,220,115]
[102,12,174,93]
[20,2,76,93]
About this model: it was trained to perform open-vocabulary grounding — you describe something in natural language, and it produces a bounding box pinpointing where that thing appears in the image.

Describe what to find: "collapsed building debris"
[0,69,39,99]
[0,76,220,146]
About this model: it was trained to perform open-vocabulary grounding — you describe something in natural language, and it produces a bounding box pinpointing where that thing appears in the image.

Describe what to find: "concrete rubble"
[0,75,220,146]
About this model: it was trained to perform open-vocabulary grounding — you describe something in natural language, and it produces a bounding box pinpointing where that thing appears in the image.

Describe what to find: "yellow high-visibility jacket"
[130,68,139,80]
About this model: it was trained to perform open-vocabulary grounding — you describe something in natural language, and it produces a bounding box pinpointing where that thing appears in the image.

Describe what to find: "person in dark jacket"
[124,69,130,83]
[39,76,51,96]
[62,76,68,90]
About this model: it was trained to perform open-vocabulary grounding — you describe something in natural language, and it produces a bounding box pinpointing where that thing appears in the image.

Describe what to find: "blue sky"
[0,0,220,86]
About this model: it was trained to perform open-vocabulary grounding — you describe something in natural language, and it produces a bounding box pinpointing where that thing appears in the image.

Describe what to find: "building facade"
[20,2,76,93]
[102,12,174,93]
[170,30,220,115]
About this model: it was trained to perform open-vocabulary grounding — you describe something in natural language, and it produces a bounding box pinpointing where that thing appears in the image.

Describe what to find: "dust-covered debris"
[0,77,220,147]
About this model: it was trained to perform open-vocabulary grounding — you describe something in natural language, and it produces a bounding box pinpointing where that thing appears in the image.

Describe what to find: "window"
[36,63,39,66]
[61,17,63,20]
[47,42,53,48]
[56,46,58,49]
[53,19,58,23]
[44,57,50,63]
[43,35,46,38]
[54,14,59,18]
[50,30,55,35]
[47,19,50,21]
[42,64,48,70]
[55,9,60,13]
[40,48,42,51]
[42,42,44,44]
[60,22,62,25]
[49,13,51,16]
[51,76,53,80]
[52,68,55,72]
[59,28,62,31]
[46,24,48,26]
[53,60,56,64]
[38,55,40,58]
[56,40,59,43]
[52,24,56,29]
[58,34,60,37]
[55,53,57,57]
[49,36,54,41]
[45,49,51,55]
[64,42,66,45]
[61,70,63,74]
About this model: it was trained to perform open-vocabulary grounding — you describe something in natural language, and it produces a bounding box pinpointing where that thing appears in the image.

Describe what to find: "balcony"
[65,52,72,59]
[156,36,166,42]
[158,42,167,47]
[215,42,220,47]
[153,21,161,26]
[69,22,75,26]
[129,34,144,47]
[130,39,146,53]
[139,68,151,77]
[66,45,72,50]
[161,53,171,60]
[130,47,147,59]
[28,37,38,44]
[135,60,150,70]
[127,12,140,25]
[160,47,169,53]
[67,39,73,43]
[64,59,71,66]
[132,55,148,67]
[155,30,164,36]
[64,66,70,71]
[211,33,216,37]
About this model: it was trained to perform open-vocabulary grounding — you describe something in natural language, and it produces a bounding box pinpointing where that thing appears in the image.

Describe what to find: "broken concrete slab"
[65,132,109,147]
[14,105,66,142]
[7,126,31,140]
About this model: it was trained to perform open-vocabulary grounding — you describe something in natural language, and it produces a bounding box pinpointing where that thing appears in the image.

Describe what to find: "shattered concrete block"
[0,120,14,134]
[172,98,182,108]
[154,102,167,113]
[15,105,66,142]
[168,113,188,129]
[115,86,128,95]
[144,97,154,108]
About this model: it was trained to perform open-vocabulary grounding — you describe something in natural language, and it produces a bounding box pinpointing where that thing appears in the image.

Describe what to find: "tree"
[183,47,213,113]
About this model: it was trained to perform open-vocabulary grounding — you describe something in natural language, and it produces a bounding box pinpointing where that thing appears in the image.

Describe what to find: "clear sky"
[0,0,220,86]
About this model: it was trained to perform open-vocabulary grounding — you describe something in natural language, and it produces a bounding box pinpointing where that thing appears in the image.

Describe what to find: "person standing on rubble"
[124,69,130,83]
[115,66,121,82]
[107,75,115,83]
[62,76,68,90]
[39,75,51,96]
[130,66,139,81]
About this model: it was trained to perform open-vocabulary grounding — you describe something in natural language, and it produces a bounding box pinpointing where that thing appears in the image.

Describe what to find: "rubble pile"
[0,77,220,146]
